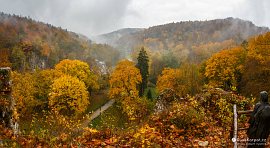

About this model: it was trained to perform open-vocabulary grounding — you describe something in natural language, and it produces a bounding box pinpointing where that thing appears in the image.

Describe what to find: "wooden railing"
[233,104,253,148]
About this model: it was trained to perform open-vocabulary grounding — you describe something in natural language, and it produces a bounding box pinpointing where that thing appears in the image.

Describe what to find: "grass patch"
[89,88,158,131]
[89,103,129,130]
[89,114,102,127]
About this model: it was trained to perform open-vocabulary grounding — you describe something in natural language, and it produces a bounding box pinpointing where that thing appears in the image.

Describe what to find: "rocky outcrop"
[0,67,18,133]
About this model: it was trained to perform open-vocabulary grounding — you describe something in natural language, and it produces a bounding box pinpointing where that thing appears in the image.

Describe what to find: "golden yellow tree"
[55,59,99,93]
[157,68,180,92]
[49,75,89,115]
[109,60,144,120]
[109,60,142,100]
[204,47,245,90]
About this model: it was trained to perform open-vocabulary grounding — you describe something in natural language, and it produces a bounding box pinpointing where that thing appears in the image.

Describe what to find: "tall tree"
[240,33,270,96]
[136,47,149,96]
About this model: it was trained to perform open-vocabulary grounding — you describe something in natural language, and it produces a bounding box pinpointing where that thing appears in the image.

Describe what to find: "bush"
[170,102,204,129]
[194,86,255,128]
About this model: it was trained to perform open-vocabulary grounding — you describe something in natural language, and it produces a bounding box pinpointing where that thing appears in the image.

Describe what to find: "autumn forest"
[1,12,270,147]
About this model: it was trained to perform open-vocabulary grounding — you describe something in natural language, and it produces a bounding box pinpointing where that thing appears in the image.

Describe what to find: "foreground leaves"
[1,87,256,147]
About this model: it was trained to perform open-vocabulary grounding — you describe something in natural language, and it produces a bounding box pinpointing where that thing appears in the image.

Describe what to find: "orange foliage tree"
[157,64,201,97]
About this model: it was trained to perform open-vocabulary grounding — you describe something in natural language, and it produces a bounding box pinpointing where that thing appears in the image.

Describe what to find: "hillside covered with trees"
[0,12,120,71]
[96,17,268,64]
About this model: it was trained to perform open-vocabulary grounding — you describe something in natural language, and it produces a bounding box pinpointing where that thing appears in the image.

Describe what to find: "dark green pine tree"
[136,47,149,97]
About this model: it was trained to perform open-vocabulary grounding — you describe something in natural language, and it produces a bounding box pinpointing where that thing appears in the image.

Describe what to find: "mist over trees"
[95,18,268,62]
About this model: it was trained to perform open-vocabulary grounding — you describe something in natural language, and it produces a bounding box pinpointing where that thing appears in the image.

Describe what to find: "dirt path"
[89,99,115,120]
[79,99,115,129]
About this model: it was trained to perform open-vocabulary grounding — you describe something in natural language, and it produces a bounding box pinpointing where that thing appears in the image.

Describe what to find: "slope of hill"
[93,28,144,46]
[0,12,120,71]
[94,18,269,62]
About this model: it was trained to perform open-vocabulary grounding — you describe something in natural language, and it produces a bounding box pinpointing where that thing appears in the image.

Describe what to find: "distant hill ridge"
[93,28,144,46]
[93,17,269,58]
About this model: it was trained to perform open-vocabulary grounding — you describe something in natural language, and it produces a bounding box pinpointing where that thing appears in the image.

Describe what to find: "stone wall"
[0,67,15,128]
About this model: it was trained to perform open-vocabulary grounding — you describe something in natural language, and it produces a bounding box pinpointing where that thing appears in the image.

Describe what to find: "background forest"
[0,12,270,147]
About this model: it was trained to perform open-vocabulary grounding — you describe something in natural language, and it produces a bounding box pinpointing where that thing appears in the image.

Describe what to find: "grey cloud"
[0,0,132,36]
[234,0,270,28]
[0,0,269,37]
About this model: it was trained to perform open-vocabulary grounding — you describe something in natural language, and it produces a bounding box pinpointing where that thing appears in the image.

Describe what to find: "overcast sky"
[0,0,269,36]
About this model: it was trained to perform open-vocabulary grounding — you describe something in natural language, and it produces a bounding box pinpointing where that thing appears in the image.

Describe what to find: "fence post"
[233,104,238,148]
